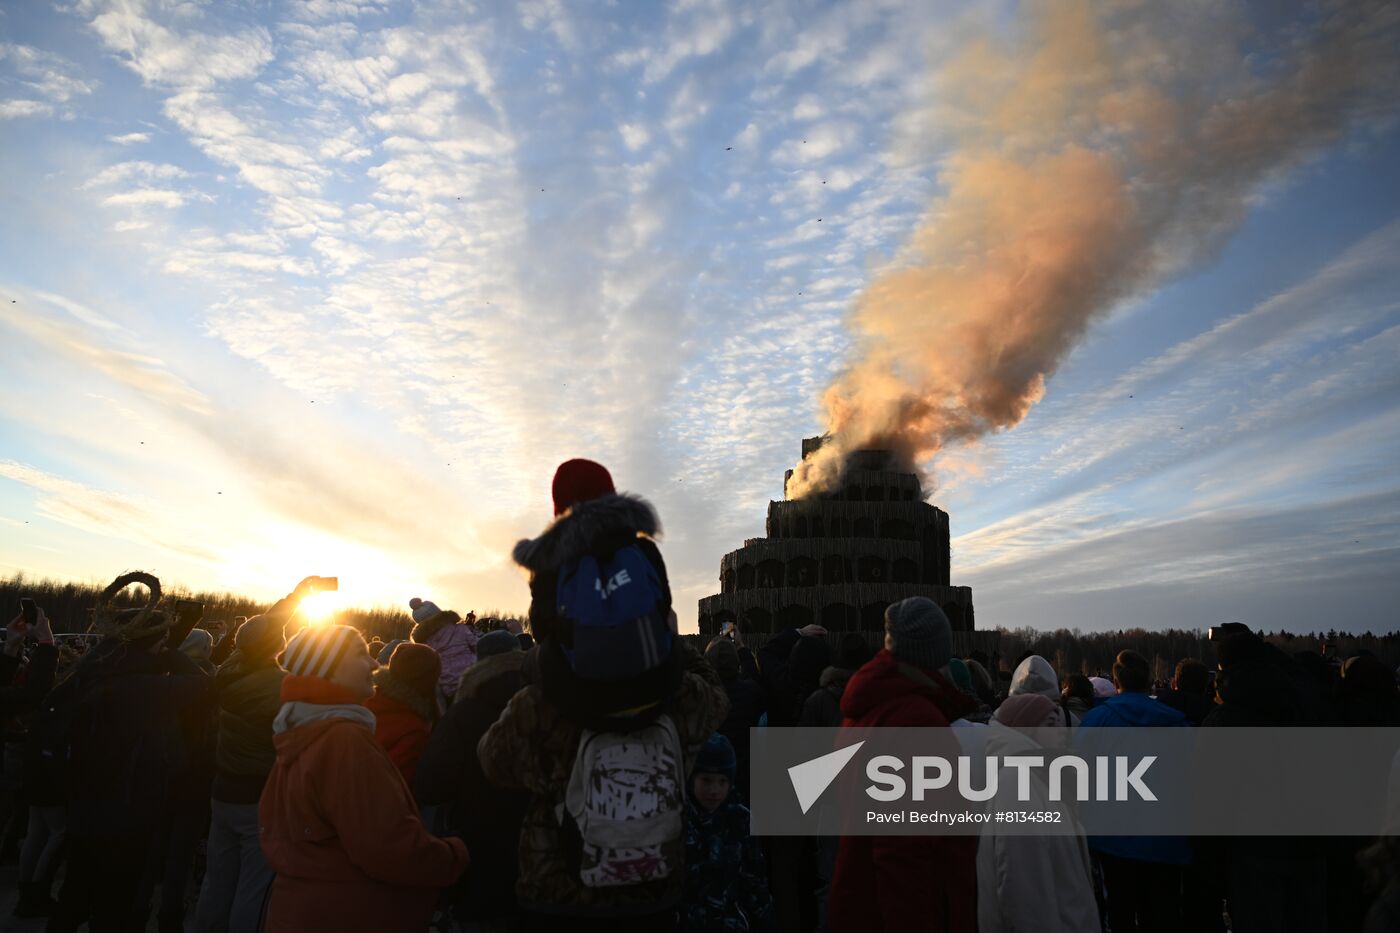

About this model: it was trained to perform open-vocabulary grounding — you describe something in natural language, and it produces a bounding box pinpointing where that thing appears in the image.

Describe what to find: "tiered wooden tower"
[697,436,975,638]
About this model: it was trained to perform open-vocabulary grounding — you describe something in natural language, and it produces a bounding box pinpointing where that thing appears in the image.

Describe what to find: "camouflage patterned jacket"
[681,798,775,933]
[477,641,728,917]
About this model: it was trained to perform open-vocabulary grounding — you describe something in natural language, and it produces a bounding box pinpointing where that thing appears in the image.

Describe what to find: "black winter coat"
[22,703,67,807]
[798,666,853,728]
[757,628,832,728]
[49,639,214,836]
[0,643,58,718]
[415,650,531,921]
[716,676,765,802]
[1156,687,1213,727]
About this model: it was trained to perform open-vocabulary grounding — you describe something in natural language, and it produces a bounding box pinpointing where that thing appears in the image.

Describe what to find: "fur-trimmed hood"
[456,647,528,701]
[371,668,437,723]
[820,665,854,693]
[410,608,462,645]
[512,492,661,573]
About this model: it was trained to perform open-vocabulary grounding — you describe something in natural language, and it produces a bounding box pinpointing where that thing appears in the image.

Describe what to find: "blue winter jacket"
[1079,691,1189,729]
[1076,691,1192,865]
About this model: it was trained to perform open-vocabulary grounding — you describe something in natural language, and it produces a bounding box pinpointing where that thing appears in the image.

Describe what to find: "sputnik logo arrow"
[788,741,865,814]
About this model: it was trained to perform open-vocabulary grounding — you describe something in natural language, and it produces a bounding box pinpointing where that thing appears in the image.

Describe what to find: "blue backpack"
[555,543,672,681]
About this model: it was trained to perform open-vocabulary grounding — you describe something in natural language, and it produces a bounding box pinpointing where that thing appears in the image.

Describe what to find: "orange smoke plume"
[789,0,1399,497]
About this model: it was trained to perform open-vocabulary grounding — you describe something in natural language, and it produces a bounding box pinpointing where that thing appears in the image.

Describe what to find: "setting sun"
[296,591,343,625]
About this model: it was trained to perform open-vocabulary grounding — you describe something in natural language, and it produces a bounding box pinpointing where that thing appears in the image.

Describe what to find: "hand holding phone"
[5,605,31,656]
[168,599,205,646]
[30,604,53,645]
[293,576,338,600]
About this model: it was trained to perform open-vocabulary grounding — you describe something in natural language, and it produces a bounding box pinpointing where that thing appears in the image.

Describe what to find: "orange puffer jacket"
[259,680,468,933]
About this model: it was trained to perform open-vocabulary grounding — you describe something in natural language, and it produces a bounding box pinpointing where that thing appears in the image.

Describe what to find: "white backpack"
[559,714,686,888]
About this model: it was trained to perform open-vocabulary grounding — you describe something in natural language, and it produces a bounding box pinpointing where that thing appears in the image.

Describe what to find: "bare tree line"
[5,574,1394,671]
[0,572,526,644]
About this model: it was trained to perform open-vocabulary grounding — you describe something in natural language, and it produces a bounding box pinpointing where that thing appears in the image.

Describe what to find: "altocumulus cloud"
[0,0,1395,633]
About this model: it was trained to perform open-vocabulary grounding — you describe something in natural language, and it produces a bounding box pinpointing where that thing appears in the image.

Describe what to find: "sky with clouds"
[1,0,1397,634]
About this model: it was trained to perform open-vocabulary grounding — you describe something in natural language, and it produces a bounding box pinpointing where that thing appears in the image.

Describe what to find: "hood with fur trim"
[512,493,660,573]
[410,608,462,645]
[820,665,855,693]
[456,648,529,701]
[372,667,437,723]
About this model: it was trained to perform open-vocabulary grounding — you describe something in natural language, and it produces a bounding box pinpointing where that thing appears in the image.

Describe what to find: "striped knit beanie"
[281,624,363,679]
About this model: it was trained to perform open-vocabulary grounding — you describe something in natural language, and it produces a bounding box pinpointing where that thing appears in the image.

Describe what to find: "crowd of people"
[0,457,1397,932]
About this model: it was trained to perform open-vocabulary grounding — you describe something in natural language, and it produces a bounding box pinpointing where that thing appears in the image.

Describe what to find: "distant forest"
[0,572,524,643]
[993,626,1400,678]
[2,572,1395,672]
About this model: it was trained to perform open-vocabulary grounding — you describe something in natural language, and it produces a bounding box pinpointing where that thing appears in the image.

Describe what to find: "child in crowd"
[408,597,479,707]
[681,734,774,933]
[366,642,440,786]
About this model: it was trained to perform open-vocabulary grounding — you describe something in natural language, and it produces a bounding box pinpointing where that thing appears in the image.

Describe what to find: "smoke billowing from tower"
[789,0,1400,498]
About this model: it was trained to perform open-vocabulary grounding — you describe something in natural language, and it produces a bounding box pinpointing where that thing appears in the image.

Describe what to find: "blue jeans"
[194,800,273,933]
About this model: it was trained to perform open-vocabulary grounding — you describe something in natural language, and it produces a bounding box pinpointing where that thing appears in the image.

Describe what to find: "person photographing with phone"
[3,598,58,705]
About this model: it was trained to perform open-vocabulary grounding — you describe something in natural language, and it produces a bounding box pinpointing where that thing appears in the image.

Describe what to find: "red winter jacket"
[259,678,468,933]
[828,649,978,933]
[366,689,432,787]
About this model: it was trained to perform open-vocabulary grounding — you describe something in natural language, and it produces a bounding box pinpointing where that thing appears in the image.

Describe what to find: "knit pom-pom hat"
[408,597,461,644]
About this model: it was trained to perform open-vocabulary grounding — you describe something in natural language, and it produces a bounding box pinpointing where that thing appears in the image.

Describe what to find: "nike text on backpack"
[555,544,671,681]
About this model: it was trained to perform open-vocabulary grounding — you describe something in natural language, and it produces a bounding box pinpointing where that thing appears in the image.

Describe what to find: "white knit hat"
[409,597,442,624]
[282,624,363,679]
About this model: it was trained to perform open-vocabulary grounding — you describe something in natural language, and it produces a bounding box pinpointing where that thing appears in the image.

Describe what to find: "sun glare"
[297,590,342,625]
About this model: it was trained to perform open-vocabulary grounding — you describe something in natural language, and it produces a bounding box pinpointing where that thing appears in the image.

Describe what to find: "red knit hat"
[552,458,616,516]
